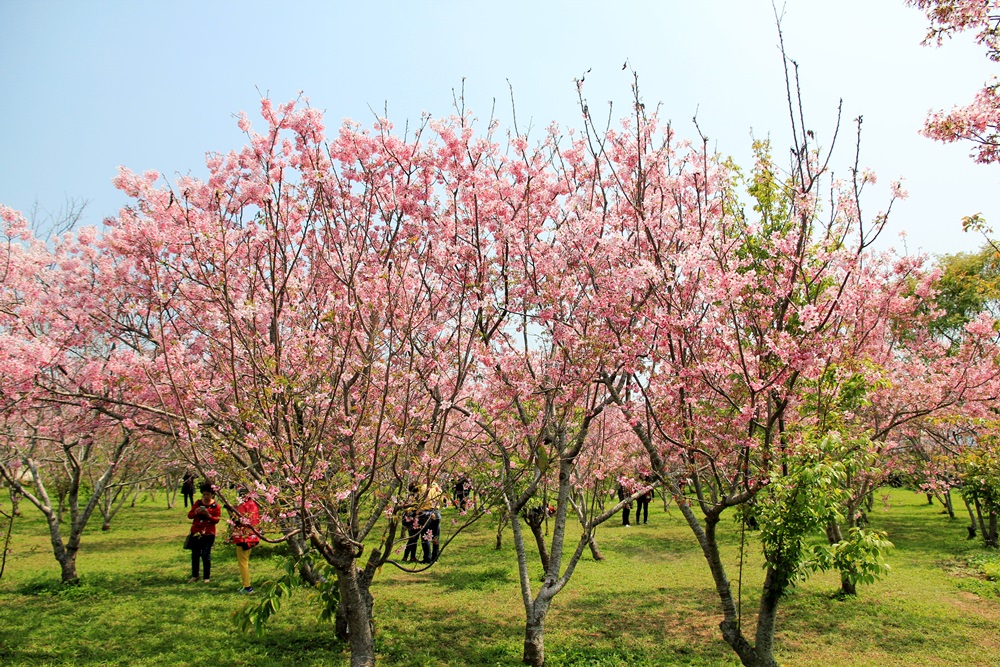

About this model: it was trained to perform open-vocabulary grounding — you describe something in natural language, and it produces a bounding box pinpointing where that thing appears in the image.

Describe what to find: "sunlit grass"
[0,489,998,666]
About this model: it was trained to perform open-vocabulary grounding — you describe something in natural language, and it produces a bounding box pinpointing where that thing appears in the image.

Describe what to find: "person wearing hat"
[230,487,261,594]
[187,482,221,582]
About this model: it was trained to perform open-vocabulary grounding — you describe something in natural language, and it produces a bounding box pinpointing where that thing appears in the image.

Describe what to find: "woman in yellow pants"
[230,488,261,593]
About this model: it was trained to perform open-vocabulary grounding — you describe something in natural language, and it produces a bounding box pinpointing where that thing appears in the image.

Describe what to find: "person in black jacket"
[635,484,653,525]
[181,471,196,508]
[617,482,632,527]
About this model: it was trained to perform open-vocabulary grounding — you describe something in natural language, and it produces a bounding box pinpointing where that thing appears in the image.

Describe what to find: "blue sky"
[1,0,995,256]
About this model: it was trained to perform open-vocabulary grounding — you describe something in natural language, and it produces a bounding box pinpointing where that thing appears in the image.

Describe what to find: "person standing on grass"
[400,483,422,563]
[452,474,472,511]
[181,471,196,508]
[417,481,444,563]
[187,482,221,583]
[229,488,261,594]
[635,482,653,525]
[617,480,632,527]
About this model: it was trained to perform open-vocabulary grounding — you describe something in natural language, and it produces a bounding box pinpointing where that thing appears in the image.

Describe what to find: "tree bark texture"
[337,566,375,667]
[587,533,604,561]
[522,608,547,666]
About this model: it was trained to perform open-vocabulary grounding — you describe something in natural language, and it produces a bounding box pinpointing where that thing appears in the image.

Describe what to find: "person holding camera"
[187,482,221,583]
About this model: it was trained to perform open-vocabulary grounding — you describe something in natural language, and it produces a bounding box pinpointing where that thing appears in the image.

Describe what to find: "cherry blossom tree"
[0,207,154,583]
[908,1,1000,164]
[584,53,1000,662]
[101,97,553,666]
[451,81,719,665]
[904,246,1000,547]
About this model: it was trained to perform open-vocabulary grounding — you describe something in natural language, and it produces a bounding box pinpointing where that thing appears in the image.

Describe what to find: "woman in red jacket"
[187,482,221,582]
[230,488,261,594]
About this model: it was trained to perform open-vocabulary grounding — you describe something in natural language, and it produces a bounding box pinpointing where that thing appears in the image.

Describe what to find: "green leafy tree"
[931,246,1000,342]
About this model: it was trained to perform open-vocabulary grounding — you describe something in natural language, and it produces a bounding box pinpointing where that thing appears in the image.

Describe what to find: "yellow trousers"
[236,545,252,587]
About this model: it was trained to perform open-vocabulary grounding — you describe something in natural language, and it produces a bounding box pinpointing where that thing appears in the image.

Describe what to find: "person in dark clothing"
[398,483,422,563]
[181,471,196,508]
[402,510,421,562]
[617,482,632,527]
[635,485,653,525]
[452,475,471,511]
[187,482,221,582]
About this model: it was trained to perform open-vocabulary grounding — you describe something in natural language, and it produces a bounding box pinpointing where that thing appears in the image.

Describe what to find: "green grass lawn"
[0,489,998,666]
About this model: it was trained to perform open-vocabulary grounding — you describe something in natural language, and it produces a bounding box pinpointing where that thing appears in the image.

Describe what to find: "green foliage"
[801,362,890,433]
[961,213,991,236]
[754,435,849,584]
[746,140,793,232]
[931,245,1000,339]
[752,433,893,592]
[731,140,796,270]
[811,526,893,587]
[234,554,341,635]
[948,551,1000,599]
[958,445,1000,518]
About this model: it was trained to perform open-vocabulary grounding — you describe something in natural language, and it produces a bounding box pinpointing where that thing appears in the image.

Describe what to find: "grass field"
[0,488,998,666]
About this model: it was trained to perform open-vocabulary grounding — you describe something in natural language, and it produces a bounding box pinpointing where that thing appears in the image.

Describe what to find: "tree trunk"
[130,484,141,508]
[987,509,999,549]
[524,510,550,572]
[337,566,375,667]
[941,490,955,519]
[825,520,856,596]
[48,516,79,584]
[749,567,783,667]
[286,530,324,586]
[531,524,550,572]
[676,501,765,667]
[587,533,604,561]
[974,498,992,547]
[0,506,13,581]
[334,596,350,642]
[8,488,21,517]
[57,552,79,585]
[495,511,508,551]
[522,611,546,666]
[966,497,978,539]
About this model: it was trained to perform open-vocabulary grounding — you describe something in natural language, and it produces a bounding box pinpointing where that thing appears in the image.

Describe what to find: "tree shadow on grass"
[375,599,520,667]
[545,583,739,666]
[776,589,978,661]
[433,564,515,593]
[869,496,973,556]
[1,566,351,667]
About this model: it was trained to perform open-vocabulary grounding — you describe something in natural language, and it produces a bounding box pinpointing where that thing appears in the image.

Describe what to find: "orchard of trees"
[3,4,1000,667]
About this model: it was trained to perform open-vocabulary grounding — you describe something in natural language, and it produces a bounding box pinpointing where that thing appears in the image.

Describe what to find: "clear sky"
[1,0,996,257]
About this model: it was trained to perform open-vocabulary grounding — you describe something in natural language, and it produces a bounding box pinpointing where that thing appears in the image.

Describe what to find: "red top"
[231,498,261,547]
[188,499,221,536]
